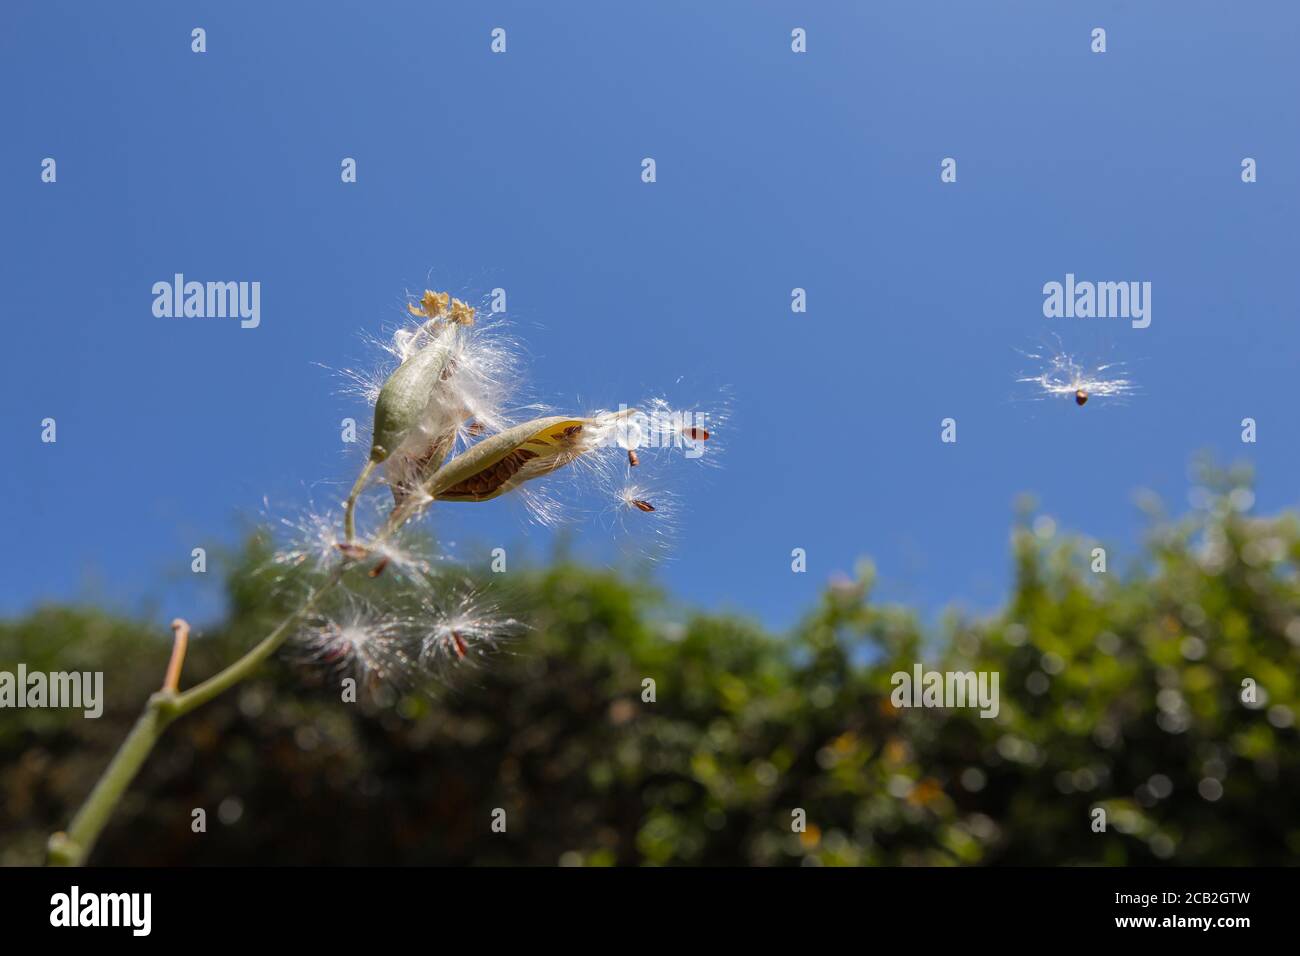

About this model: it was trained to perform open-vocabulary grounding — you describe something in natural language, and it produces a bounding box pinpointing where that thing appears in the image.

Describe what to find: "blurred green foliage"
[2,466,1297,865]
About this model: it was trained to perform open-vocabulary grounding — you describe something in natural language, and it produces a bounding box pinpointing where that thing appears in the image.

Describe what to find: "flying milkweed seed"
[682,426,710,441]
[368,557,391,578]
[632,499,655,512]
[628,449,640,467]
[1016,340,1135,406]
[451,631,468,660]
[335,542,370,560]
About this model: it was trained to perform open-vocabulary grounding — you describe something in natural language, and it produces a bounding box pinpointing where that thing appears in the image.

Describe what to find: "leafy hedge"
[2,468,1296,865]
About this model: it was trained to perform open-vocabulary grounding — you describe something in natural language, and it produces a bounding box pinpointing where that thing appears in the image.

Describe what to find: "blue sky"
[2,1,1298,632]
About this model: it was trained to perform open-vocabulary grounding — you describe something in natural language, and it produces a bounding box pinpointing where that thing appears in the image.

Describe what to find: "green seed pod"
[368,329,457,464]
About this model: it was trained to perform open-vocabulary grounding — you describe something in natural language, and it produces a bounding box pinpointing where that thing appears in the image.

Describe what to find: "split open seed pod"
[426,415,594,503]
[383,405,469,505]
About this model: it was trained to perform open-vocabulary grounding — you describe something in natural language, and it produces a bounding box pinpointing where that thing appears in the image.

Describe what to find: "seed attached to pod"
[631,498,655,513]
[1075,389,1088,406]
[628,449,640,467]
[682,426,710,441]
[466,421,486,437]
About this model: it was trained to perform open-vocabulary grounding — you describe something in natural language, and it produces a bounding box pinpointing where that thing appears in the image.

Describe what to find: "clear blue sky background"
[2,1,1297,633]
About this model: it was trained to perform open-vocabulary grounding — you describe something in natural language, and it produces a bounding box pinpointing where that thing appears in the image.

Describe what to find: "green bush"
[2,468,1297,865]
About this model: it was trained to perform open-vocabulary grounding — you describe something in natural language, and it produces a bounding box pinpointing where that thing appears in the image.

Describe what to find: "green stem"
[47,574,340,866]
[344,459,378,543]
[50,432,457,865]
[48,697,172,866]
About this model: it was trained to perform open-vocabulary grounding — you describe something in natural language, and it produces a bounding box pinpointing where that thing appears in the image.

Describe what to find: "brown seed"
[368,557,390,578]
[1075,389,1089,406]
[440,447,539,499]
[683,426,710,441]
[627,449,640,467]
[451,631,468,660]
[334,542,370,560]
[631,498,655,512]
[466,421,486,436]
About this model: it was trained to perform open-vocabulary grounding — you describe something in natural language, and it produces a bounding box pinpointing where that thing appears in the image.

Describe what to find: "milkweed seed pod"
[428,416,595,503]
[370,292,478,501]
[369,326,455,465]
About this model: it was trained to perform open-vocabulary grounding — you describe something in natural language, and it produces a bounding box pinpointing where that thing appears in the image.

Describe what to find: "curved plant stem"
[47,572,342,866]
[48,408,615,865]
[343,459,377,543]
[47,700,171,867]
